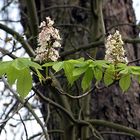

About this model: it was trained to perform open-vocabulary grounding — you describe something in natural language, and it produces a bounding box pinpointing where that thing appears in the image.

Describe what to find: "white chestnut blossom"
[105,30,128,64]
[35,17,61,62]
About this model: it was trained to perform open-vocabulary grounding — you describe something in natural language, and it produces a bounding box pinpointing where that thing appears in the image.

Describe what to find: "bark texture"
[18,0,140,140]
[91,1,140,140]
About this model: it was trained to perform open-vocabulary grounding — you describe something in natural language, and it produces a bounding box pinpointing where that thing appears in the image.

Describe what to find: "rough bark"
[18,0,140,140]
[91,1,140,140]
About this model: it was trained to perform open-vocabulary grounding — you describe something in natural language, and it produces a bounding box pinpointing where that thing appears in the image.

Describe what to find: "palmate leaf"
[43,62,56,67]
[119,74,131,92]
[1,57,139,96]
[68,58,85,67]
[12,58,42,70]
[104,66,115,86]
[129,66,140,75]
[6,66,20,85]
[17,68,32,98]
[0,61,11,76]
[12,58,28,70]
[73,65,88,76]
[52,61,64,72]
[0,58,42,98]
[93,67,103,82]
[81,68,93,91]
[63,61,75,85]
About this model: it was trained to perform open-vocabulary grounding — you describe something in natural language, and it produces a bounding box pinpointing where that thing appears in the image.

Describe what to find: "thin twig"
[2,77,50,140]
[28,132,42,140]
[32,86,76,123]
[88,124,104,140]
[0,47,17,59]
[0,23,35,57]
[0,19,20,22]
[0,101,20,134]
[45,104,50,124]
[107,23,139,32]
[55,86,95,99]
[1,0,14,11]
[60,40,104,57]
[128,58,140,64]
[123,38,140,44]
[38,5,90,13]
[60,38,140,57]
[28,130,64,140]
[25,0,39,49]
[57,24,90,33]
[101,131,134,137]
[89,119,140,139]
[18,113,28,140]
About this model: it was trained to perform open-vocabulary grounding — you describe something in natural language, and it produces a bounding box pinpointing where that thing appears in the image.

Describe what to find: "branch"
[32,87,76,123]
[33,83,104,138]
[0,47,17,59]
[2,77,50,140]
[89,119,140,139]
[128,58,140,64]
[123,38,140,44]
[18,113,28,140]
[55,86,95,99]
[60,37,140,57]
[1,0,13,11]
[28,132,42,140]
[56,24,90,33]
[107,23,139,32]
[60,40,104,57]
[28,130,64,140]
[101,131,134,137]
[0,101,19,134]
[25,0,39,49]
[0,23,35,57]
[38,5,90,13]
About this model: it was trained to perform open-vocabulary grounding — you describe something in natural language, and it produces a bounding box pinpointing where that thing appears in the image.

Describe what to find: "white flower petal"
[105,30,128,64]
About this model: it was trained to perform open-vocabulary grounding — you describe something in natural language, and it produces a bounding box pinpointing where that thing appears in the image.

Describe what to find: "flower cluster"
[105,30,128,64]
[35,17,61,62]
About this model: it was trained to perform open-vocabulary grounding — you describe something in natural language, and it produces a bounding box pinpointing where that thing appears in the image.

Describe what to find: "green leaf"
[119,74,131,92]
[81,68,93,91]
[12,58,42,70]
[73,66,88,76]
[104,68,114,86]
[6,66,20,85]
[0,61,11,76]
[35,69,45,82]
[93,67,103,82]
[68,58,85,67]
[43,62,56,67]
[119,67,129,75]
[52,62,64,72]
[27,60,42,70]
[63,62,75,85]
[94,60,109,68]
[129,66,140,75]
[117,63,127,68]
[17,68,32,98]
[68,57,84,63]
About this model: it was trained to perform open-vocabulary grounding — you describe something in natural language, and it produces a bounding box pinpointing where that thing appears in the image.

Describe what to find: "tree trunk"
[91,1,140,140]
[18,0,140,140]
